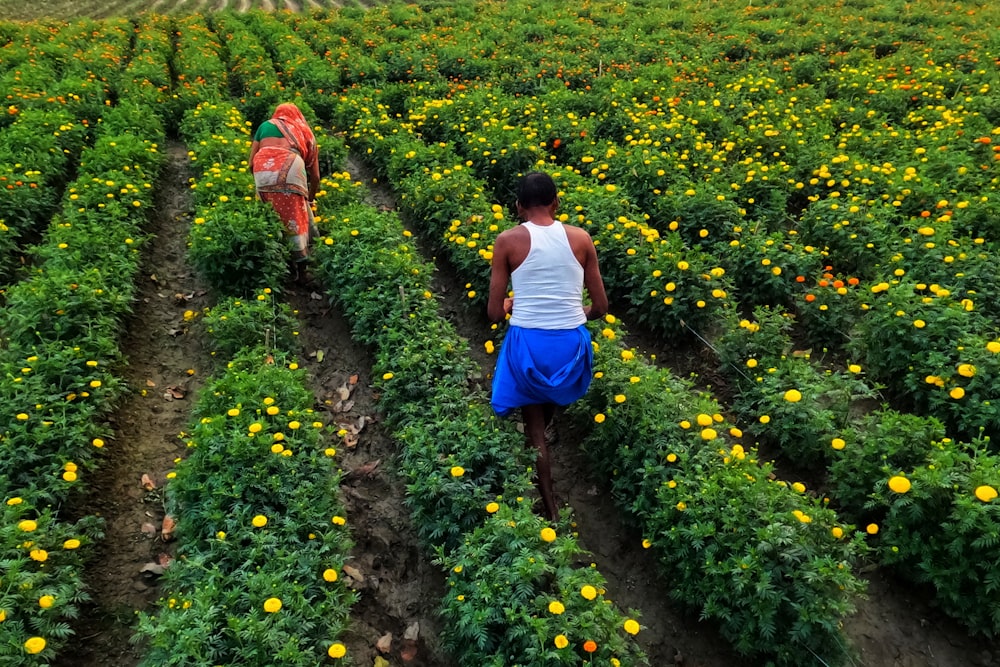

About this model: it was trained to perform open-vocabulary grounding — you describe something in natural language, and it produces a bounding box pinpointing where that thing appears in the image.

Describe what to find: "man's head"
[516,171,558,210]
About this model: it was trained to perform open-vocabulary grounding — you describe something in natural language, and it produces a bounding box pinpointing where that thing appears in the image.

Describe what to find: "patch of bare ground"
[282,0,301,11]
[283,283,449,666]
[237,0,251,12]
[259,0,276,11]
[54,142,211,667]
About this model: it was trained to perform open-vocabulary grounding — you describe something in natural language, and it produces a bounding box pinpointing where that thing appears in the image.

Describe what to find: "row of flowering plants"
[0,85,166,665]
[136,94,357,662]
[308,180,648,664]
[324,93,870,664]
[0,107,89,279]
[712,305,1000,635]
[0,18,129,125]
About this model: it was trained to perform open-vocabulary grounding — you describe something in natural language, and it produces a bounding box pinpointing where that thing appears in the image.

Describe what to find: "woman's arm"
[249,139,260,172]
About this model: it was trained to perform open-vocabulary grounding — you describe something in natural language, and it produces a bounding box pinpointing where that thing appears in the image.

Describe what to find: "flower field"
[2,0,1000,665]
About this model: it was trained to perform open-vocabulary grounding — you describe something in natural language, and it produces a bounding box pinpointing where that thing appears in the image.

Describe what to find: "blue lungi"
[491,324,594,418]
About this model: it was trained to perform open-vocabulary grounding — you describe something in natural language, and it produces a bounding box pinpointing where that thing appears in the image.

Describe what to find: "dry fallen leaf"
[141,474,156,491]
[140,562,165,576]
[342,564,365,588]
[161,515,176,541]
[157,553,174,568]
[145,379,156,388]
[375,632,393,654]
[140,522,157,537]
[348,373,359,386]
[351,460,381,478]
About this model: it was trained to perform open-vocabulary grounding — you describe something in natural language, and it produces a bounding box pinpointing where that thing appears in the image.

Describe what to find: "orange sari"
[252,104,318,257]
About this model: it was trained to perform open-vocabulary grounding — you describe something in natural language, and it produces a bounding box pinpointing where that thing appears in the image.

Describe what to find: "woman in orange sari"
[249,103,321,277]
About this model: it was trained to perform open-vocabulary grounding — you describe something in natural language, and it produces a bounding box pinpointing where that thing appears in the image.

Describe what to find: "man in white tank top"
[488,172,608,520]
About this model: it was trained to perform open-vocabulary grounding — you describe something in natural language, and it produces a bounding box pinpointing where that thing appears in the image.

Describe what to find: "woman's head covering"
[270,103,317,165]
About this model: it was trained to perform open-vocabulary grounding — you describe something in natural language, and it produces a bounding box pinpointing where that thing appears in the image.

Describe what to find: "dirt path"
[284,285,449,666]
[55,143,211,667]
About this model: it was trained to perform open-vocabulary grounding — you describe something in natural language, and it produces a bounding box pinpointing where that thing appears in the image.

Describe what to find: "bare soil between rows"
[61,145,999,667]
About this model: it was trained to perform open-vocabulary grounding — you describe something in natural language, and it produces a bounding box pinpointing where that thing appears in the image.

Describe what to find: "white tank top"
[509,221,586,330]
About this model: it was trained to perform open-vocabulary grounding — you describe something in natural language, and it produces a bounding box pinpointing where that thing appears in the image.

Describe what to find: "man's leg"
[523,403,558,520]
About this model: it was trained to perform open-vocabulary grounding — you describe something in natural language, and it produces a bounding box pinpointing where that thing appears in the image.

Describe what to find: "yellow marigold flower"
[7,497,22,505]
[676,501,687,511]
[831,438,846,450]
[624,619,640,635]
[950,387,966,399]
[866,523,879,535]
[227,408,240,417]
[975,485,998,502]
[540,527,557,543]
[793,510,812,523]
[621,350,634,361]
[486,502,500,513]
[450,466,465,477]
[601,328,615,340]
[957,364,976,378]
[888,476,911,494]
[759,415,771,424]
[784,389,802,402]
[332,515,347,526]
[252,514,268,528]
[24,637,46,654]
[987,342,1000,354]
[548,600,565,614]
[700,428,717,441]
[848,364,862,373]
[63,539,81,550]
[323,569,339,582]
[18,520,37,532]
[288,421,301,430]
[92,438,105,448]
[746,358,758,368]
[792,482,806,493]
[62,471,77,482]
[271,444,284,454]
[696,413,713,427]
[593,413,606,424]
[328,643,346,659]
[39,595,54,609]
[831,526,844,539]
[666,453,678,463]
[16,413,29,421]
[605,314,616,324]
[30,549,48,562]
[554,634,569,649]
[90,380,101,388]
[248,423,263,433]
[913,319,926,329]
[614,394,626,404]
[266,406,280,416]
[382,372,394,380]
[642,538,652,549]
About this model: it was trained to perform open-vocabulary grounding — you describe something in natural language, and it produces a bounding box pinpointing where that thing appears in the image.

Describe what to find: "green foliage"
[873,442,1000,636]
[201,290,299,357]
[438,503,648,666]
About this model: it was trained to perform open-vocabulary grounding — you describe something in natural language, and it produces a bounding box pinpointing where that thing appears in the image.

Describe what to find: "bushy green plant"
[438,503,648,666]
[873,441,1000,635]
[201,289,299,357]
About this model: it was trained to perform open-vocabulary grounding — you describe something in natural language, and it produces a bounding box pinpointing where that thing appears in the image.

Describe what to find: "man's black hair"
[517,171,557,208]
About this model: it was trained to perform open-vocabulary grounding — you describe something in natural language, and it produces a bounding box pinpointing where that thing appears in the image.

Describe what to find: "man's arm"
[581,239,608,320]
[487,233,513,322]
